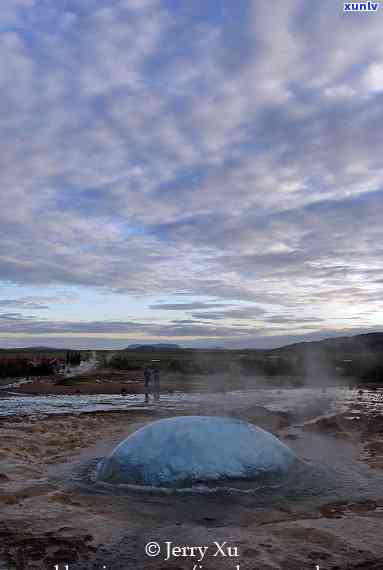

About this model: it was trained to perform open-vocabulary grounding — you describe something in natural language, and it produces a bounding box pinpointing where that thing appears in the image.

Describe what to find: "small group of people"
[144,365,160,387]
[143,365,161,401]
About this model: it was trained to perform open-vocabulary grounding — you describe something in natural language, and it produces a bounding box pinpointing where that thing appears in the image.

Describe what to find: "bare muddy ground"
[0,382,383,569]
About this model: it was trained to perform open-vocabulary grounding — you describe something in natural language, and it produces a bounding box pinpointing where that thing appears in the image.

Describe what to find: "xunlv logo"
[344,1,380,10]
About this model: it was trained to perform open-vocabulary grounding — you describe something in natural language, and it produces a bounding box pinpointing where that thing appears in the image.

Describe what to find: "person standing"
[153,366,160,401]
[144,366,152,389]
[153,367,160,387]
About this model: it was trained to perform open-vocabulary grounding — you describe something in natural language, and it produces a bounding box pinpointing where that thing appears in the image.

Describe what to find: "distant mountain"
[272,332,383,355]
[126,343,182,351]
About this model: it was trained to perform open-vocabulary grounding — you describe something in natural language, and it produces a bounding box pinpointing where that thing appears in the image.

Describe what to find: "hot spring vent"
[96,416,296,487]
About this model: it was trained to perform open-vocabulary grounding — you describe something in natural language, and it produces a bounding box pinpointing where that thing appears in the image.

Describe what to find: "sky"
[1,0,383,349]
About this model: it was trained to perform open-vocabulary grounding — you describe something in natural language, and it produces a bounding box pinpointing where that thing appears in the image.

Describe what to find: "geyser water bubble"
[96,416,296,487]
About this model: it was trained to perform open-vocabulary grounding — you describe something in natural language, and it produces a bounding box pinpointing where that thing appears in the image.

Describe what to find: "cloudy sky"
[1,0,382,349]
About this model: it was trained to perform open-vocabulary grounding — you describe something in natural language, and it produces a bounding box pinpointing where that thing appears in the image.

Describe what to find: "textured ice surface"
[97,416,296,487]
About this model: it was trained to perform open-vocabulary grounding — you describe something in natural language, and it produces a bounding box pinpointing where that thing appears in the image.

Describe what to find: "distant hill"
[126,343,182,351]
[265,332,383,383]
[272,332,383,355]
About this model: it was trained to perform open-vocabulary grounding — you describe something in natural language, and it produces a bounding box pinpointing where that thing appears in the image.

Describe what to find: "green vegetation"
[65,350,81,367]
[96,333,383,385]
[1,333,383,383]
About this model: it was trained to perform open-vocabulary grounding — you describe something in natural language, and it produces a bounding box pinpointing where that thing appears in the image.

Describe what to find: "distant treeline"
[65,351,81,367]
[98,340,383,384]
[98,351,300,378]
[2,333,383,383]
[99,352,231,374]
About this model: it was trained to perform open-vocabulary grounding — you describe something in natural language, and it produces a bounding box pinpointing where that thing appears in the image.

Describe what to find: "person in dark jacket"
[153,367,160,386]
[153,367,160,401]
[144,366,152,388]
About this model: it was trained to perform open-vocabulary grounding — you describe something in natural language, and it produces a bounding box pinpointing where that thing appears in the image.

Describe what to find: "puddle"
[0,387,371,418]
[69,427,383,513]
[3,385,383,510]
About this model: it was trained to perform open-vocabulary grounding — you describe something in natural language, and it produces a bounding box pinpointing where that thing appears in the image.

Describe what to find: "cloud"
[0,297,55,310]
[190,306,266,321]
[150,302,229,311]
[0,312,256,340]
[0,1,382,346]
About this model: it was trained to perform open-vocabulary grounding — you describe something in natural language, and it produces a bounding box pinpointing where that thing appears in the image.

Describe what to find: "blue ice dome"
[96,416,296,487]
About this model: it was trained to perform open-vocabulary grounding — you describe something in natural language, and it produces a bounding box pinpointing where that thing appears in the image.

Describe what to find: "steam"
[65,351,98,378]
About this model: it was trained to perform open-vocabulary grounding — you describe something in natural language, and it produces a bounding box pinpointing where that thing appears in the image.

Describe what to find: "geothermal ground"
[0,375,383,570]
